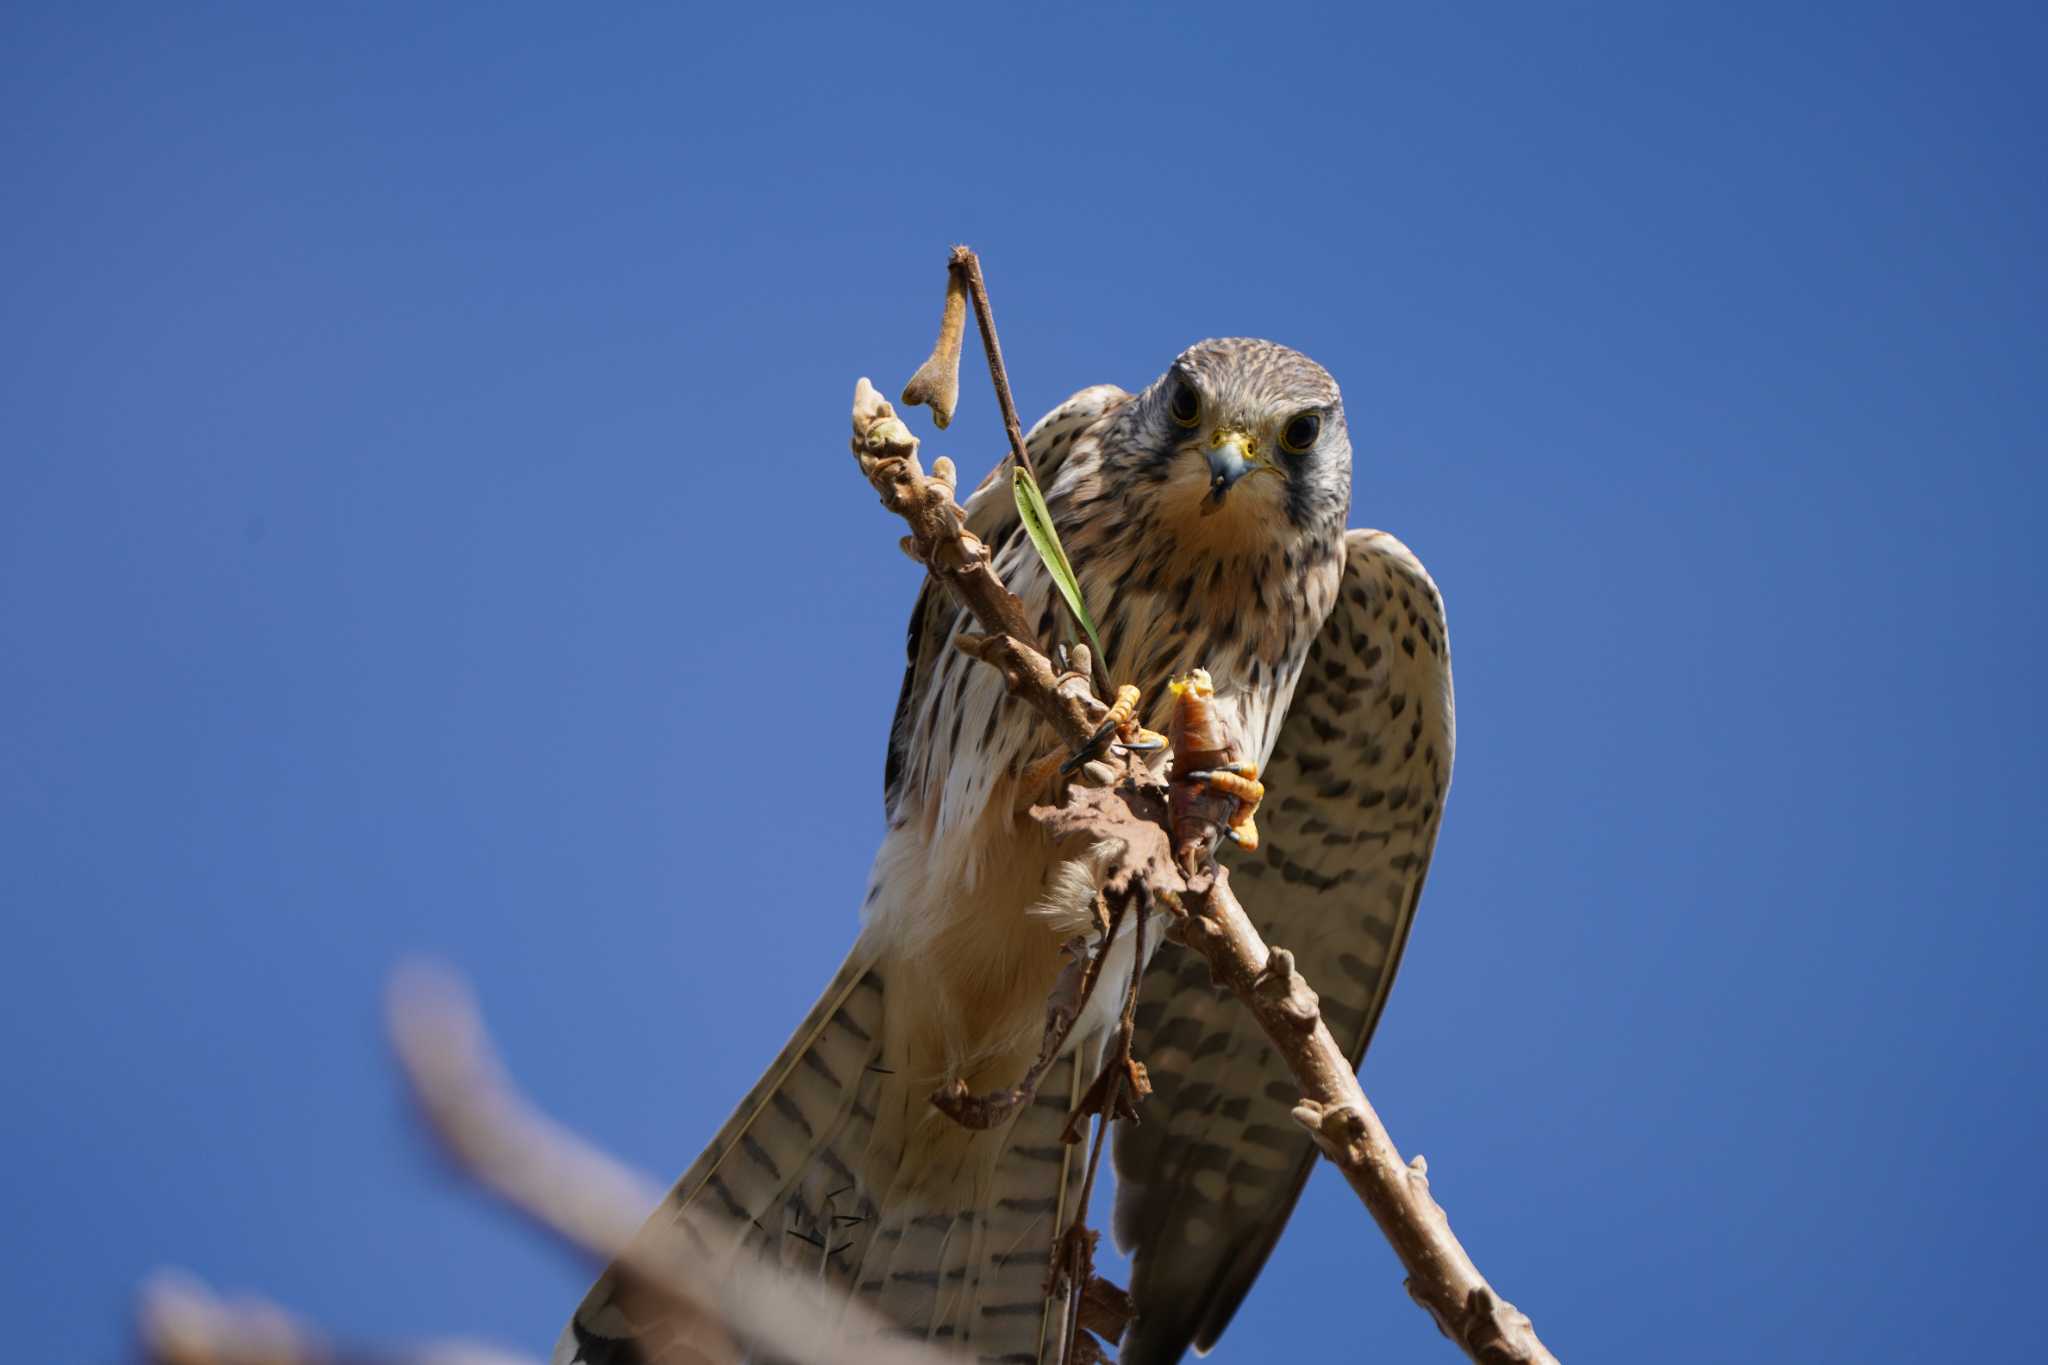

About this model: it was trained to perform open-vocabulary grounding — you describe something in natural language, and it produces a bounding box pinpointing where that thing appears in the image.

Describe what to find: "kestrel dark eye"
[1168,381,1201,428]
[1279,412,1322,454]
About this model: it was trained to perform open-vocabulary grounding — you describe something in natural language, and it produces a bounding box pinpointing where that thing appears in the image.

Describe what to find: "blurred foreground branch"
[385,966,959,1365]
[136,1267,536,1365]
[137,967,958,1365]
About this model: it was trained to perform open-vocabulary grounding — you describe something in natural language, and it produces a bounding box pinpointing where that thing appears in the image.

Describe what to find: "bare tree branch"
[851,377,1103,754]
[847,281,1560,1363]
[932,914,1120,1131]
[1169,872,1557,1364]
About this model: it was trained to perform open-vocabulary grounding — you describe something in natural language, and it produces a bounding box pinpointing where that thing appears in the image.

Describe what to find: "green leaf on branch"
[1012,465,1106,672]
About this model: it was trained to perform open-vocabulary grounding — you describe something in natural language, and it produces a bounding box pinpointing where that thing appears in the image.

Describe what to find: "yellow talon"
[1023,681,1155,803]
[1124,724,1169,751]
[1063,683,1169,779]
[1103,684,1142,733]
[1105,684,1168,753]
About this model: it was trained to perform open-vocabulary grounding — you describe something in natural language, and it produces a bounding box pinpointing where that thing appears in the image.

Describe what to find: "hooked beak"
[1203,431,1269,509]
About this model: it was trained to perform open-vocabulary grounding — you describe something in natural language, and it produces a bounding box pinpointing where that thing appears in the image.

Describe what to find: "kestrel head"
[1105,338,1352,553]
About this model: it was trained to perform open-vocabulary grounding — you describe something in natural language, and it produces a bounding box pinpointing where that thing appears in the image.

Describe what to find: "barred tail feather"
[556,945,1097,1365]
[556,945,893,1364]
[849,1039,1095,1363]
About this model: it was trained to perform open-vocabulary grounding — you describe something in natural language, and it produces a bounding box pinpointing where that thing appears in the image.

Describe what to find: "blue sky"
[4,3,2043,1361]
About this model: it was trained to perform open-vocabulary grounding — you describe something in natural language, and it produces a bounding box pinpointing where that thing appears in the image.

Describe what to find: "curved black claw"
[1183,761,1259,782]
[1060,714,1124,776]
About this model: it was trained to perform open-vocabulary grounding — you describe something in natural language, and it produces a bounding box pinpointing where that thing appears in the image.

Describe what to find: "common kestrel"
[560,339,1455,1365]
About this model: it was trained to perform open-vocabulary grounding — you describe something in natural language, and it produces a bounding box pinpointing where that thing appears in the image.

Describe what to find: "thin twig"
[948,245,1038,487]
[1056,895,1148,1365]
[1059,1110,1109,1365]
[945,246,1112,699]
[933,898,1125,1130]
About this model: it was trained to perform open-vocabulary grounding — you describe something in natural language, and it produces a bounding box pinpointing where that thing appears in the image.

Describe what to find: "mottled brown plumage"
[558,340,1454,1365]
[1114,528,1453,1364]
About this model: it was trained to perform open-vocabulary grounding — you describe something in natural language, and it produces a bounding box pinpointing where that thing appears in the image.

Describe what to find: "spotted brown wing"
[1113,528,1456,1364]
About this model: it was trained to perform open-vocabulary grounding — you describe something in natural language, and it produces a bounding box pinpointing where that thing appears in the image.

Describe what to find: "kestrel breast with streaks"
[559,338,1455,1365]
